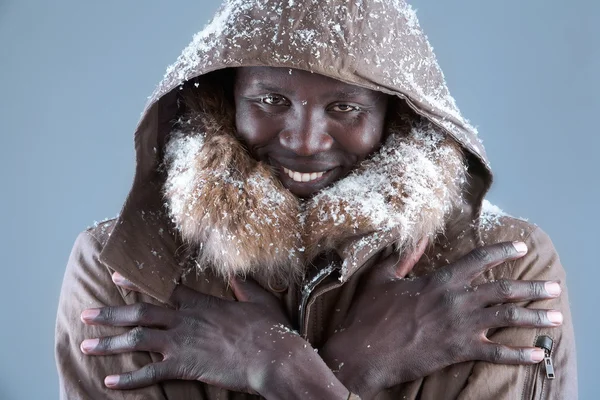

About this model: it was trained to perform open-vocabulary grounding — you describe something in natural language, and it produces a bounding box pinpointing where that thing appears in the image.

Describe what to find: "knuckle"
[440,290,460,308]
[134,303,150,321]
[99,307,115,323]
[517,349,528,364]
[144,364,158,382]
[447,342,461,361]
[503,305,519,324]
[530,281,544,298]
[95,337,110,352]
[497,279,514,299]
[121,372,134,386]
[179,356,199,379]
[431,268,453,285]
[127,327,146,348]
[499,242,515,260]
[535,310,545,326]
[490,346,505,363]
[470,248,493,265]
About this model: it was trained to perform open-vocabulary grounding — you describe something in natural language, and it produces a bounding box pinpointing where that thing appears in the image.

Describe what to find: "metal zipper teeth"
[298,265,339,336]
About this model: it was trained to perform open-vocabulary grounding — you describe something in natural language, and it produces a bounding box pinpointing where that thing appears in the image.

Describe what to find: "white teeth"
[283,168,326,183]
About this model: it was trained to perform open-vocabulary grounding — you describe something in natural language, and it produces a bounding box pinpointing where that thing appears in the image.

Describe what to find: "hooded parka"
[55,0,577,399]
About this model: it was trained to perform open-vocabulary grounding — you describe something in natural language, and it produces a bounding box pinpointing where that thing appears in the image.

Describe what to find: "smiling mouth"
[282,167,329,183]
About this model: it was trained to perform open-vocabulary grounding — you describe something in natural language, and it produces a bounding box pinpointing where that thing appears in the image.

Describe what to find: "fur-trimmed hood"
[98,0,494,302]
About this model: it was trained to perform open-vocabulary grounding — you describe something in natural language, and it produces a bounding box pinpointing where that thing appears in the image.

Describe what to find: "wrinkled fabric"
[56,216,577,399]
[56,0,577,398]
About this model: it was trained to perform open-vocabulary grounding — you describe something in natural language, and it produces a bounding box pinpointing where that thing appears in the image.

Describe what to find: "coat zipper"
[529,335,554,400]
[535,335,555,380]
[298,263,338,335]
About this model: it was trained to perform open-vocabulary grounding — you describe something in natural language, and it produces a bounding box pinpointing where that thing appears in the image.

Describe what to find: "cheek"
[340,118,385,159]
[235,106,276,149]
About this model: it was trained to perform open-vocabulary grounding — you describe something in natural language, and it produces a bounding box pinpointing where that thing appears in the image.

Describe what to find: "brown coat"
[55,0,577,398]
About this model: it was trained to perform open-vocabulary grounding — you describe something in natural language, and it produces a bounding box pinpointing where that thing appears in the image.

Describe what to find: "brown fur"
[162,80,467,286]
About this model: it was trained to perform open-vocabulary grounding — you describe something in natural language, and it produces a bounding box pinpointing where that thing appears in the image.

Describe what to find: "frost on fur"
[303,120,467,259]
[162,88,467,286]
[163,94,304,287]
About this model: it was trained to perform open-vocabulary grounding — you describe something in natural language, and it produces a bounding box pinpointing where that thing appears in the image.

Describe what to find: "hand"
[79,274,343,397]
[320,241,563,398]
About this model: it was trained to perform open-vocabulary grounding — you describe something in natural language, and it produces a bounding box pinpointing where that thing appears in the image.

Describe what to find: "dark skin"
[80,68,563,399]
[82,276,348,398]
[320,241,562,398]
[233,67,389,198]
[81,243,562,398]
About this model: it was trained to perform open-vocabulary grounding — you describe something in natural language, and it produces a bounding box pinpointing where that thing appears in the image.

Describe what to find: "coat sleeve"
[457,227,578,400]
[55,231,171,400]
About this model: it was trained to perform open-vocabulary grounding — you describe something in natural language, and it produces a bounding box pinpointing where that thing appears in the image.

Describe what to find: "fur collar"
[162,90,467,287]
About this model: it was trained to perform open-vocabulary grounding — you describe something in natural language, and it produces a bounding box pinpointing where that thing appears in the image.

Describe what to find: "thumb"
[112,272,140,292]
[395,238,429,278]
[367,238,429,286]
[229,276,279,307]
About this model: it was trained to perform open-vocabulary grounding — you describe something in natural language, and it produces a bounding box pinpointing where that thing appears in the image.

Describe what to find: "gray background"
[0,0,597,398]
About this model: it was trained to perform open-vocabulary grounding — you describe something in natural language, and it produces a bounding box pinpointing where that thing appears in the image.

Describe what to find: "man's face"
[234,67,388,198]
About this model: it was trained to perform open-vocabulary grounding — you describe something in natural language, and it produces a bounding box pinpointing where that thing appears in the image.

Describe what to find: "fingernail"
[80,309,100,321]
[547,310,563,325]
[80,338,99,352]
[104,375,119,387]
[512,241,528,255]
[545,282,561,296]
[112,272,125,284]
[531,348,545,362]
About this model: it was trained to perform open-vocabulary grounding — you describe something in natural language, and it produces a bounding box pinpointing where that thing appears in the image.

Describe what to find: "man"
[56,1,576,398]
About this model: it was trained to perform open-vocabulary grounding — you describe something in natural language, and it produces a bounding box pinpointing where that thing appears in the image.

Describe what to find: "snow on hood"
[137,0,491,188]
[99,0,498,302]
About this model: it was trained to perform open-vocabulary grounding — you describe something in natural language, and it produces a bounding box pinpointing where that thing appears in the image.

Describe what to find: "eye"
[331,104,360,113]
[260,94,289,106]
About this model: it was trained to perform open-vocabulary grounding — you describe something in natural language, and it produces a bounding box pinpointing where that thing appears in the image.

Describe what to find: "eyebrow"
[251,82,295,95]
[329,88,369,99]
[248,82,374,100]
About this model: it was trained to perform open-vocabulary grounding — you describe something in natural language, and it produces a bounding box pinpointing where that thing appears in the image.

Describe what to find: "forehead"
[235,67,379,98]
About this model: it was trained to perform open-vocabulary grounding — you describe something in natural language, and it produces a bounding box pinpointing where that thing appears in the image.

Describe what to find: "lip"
[270,157,339,174]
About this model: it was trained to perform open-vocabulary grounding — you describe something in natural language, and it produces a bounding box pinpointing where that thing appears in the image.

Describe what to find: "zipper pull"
[543,353,555,380]
[535,335,555,380]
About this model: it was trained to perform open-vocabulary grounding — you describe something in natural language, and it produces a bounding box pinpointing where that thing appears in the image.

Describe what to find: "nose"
[278,107,334,156]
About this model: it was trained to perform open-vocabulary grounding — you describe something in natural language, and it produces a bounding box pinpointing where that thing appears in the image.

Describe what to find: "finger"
[475,280,562,305]
[80,327,167,356]
[80,302,176,328]
[367,238,429,286]
[395,238,429,278]
[112,272,140,291]
[230,276,279,308]
[104,361,177,390]
[477,340,546,365]
[447,241,528,283]
[477,305,563,330]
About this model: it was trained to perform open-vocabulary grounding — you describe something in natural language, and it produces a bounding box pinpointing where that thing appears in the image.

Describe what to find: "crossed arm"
[57,231,573,399]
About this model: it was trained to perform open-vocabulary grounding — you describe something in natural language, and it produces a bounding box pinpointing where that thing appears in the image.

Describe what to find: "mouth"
[276,164,340,197]
[282,167,329,183]
[267,157,342,197]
